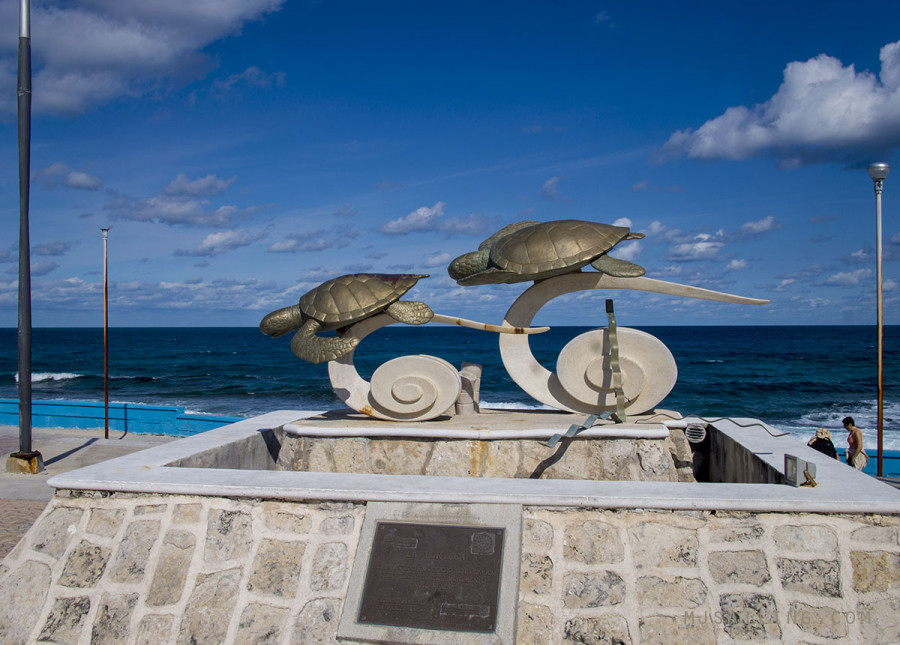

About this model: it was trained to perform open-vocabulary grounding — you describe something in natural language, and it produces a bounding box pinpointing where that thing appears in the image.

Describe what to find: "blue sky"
[1,0,899,328]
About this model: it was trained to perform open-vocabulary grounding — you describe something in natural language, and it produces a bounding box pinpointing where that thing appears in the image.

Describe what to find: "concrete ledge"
[46,410,900,514]
[284,423,670,440]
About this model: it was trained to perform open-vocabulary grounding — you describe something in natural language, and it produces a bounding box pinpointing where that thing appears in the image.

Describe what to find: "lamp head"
[869,163,891,182]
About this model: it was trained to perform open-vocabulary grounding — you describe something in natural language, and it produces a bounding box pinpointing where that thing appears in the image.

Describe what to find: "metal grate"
[685,424,707,444]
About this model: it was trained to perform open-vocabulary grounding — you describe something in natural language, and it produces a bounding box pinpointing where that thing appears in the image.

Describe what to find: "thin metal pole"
[869,162,890,477]
[102,228,109,438]
[17,0,32,454]
[876,182,883,478]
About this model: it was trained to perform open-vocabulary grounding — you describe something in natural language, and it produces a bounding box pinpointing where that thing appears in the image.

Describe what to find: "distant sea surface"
[1,326,898,451]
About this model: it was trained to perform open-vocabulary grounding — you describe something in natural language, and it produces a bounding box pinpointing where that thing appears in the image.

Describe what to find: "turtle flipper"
[591,255,646,277]
[260,304,304,338]
[290,319,359,364]
[386,300,434,325]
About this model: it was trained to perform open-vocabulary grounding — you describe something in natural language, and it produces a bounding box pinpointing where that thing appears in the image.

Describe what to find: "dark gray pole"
[17,0,33,454]
[102,228,109,438]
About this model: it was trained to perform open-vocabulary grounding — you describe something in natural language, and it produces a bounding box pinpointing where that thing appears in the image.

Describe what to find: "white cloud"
[439,214,486,236]
[106,173,247,226]
[64,171,102,190]
[212,66,285,95]
[663,40,900,166]
[642,221,681,240]
[740,215,776,236]
[108,194,238,227]
[726,259,748,271]
[612,217,633,229]
[33,162,101,190]
[421,252,451,268]
[175,229,265,257]
[380,202,446,234]
[33,241,71,256]
[30,261,60,277]
[164,174,236,196]
[0,1,286,115]
[775,278,795,292]
[885,279,898,292]
[608,240,641,262]
[668,238,724,262]
[540,176,560,201]
[825,268,872,286]
[268,226,358,253]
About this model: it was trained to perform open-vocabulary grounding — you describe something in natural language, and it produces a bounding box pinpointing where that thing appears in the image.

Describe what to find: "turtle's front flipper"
[591,255,645,278]
[260,304,304,338]
[290,319,359,364]
[386,300,434,325]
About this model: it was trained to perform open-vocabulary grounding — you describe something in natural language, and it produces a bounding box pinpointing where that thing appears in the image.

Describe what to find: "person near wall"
[808,427,838,459]
[842,416,868,470]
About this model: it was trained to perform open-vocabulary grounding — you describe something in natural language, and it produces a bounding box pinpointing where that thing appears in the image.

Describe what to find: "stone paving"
[0,498,47,558]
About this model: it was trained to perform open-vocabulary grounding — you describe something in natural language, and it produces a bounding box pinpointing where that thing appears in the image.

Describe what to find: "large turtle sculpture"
[448,219,646,286]
[260,273,433,364]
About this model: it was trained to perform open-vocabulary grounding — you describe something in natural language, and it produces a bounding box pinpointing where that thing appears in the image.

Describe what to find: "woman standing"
[842,417,868,470]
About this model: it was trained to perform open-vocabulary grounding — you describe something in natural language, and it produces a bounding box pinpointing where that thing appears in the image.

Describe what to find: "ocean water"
[1,326,898,451]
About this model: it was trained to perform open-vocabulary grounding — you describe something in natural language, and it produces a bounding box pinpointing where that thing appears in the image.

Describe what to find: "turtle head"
[448,249,489,282]
[259,304,304,338]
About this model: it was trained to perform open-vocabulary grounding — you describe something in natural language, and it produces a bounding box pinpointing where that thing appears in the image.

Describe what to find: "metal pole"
[869,163,890,478]
[17,0,32,454]
[102,228,109,438]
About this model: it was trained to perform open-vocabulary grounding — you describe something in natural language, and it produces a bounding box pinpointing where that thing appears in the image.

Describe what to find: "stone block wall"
[517,508,899,644]
[276,429,695,482]
[0,492,365,645]
[1,492,898,644]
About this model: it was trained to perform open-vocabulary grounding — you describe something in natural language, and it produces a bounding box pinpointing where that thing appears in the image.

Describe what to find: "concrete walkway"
[0,425,175,558]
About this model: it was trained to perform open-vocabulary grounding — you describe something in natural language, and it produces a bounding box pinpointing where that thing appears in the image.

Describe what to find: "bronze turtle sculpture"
[260,273,433,364]
[448,219,645,286]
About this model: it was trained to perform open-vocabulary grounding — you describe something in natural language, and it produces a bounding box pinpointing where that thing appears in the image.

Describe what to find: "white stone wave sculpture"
[327,313,462,421]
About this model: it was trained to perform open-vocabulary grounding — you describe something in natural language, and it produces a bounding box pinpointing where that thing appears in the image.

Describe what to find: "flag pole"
[102,228,109,438]
[8,0,42,474]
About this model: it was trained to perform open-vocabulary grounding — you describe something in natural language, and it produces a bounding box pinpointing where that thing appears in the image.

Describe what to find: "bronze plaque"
[358,522,505,633]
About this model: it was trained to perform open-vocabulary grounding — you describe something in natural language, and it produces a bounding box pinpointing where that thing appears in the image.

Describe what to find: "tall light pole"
[7,0,43,474]
[102,228,109,439]
[869,162,890,478]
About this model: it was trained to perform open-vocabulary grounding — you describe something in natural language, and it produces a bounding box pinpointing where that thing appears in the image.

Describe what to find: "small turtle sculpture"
[260,273,433,364]
[448,219,646,286]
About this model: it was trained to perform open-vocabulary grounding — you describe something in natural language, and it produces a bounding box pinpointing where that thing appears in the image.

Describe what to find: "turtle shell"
[490,219,632,277]
[299,273,427,326]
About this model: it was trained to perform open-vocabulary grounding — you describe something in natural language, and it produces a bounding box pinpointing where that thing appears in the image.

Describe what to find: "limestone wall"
[276,430,696,482]
[1,491,898,644]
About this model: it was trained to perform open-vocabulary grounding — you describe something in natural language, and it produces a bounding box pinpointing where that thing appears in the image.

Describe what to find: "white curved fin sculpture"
[499,273,765,414]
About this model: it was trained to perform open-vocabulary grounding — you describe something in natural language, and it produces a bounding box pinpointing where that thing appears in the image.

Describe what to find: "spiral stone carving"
[327,313,462,421]
[499,273,678,415]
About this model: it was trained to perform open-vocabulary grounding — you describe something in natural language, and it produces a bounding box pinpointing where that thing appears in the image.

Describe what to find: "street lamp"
[868,162,890,477]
